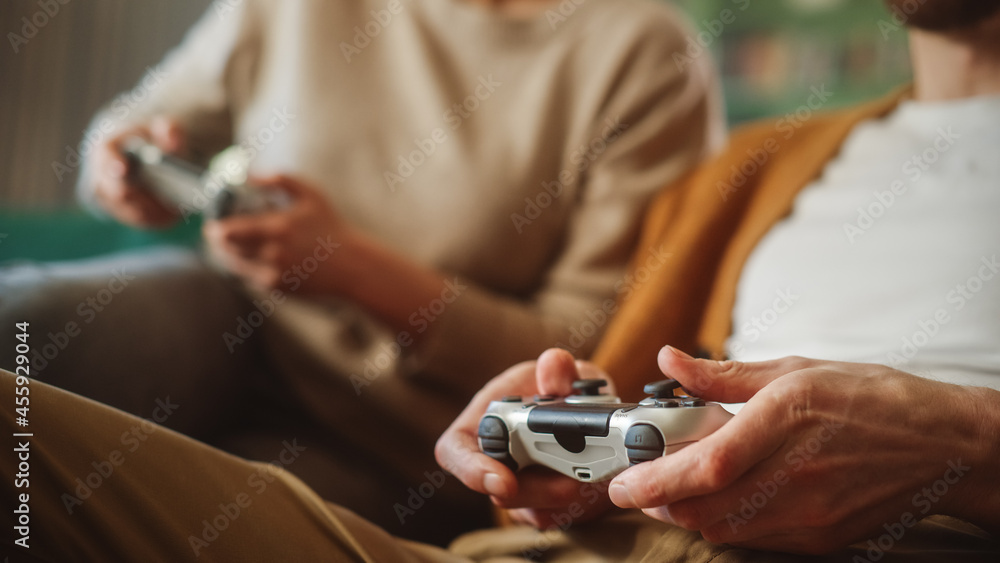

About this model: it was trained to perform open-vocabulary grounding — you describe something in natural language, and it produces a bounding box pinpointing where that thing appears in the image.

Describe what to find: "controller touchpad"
[527,404,619,453]
[536,442,617,462]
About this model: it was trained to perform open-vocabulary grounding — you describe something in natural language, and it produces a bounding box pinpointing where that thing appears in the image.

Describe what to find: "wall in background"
[0,0,911,208]
[0,0,211,208]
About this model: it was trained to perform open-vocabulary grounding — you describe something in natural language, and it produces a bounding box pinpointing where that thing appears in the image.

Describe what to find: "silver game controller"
[121,137,289,219]
[478,379,732,482]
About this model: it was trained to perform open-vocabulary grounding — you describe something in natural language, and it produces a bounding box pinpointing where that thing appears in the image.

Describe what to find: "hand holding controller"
[478,378,732,482]
[121,137,289,219]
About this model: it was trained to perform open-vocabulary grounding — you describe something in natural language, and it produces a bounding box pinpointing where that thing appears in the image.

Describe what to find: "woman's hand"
[203,174,355,295]
[204,174,450,337]
[92,116,184,228]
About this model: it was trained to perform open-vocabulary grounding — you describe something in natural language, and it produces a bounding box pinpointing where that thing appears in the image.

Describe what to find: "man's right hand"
[92,116,185,228]
[435,348,618,530]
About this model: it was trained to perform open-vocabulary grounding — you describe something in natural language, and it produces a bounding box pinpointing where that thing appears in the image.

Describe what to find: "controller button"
[501,395,522,403]
[658,399,680,408]
[572,379,608,396]
[625,424,665,466]
[534,394,557,402]
[644,379,682,399]
[478,416,518,471]
[690,399,706,407]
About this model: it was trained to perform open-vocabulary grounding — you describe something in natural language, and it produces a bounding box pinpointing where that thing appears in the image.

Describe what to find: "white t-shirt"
[727,94,1000,390]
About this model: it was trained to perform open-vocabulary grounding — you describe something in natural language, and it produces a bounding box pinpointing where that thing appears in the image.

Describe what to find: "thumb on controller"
[657,345,812,403]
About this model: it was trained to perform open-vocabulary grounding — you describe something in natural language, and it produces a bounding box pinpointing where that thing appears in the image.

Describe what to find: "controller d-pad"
[625,424,665,466]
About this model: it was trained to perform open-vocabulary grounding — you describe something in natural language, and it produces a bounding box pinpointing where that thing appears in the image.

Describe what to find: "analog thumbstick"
[572,379,608,396]
[643,379,682,399]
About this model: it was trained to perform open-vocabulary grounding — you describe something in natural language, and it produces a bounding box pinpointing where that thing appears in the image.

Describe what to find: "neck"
[462,0,554,17]
[909,18,1000,101]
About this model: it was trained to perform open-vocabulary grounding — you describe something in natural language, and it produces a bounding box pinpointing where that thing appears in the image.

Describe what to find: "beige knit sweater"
[80,0,723,408]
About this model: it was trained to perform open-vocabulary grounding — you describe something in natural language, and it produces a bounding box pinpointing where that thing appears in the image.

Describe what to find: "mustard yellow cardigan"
[593,89,908,400]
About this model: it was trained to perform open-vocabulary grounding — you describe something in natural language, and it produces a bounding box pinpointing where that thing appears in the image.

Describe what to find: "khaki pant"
[0,249,491,545]
[1,370,996,563]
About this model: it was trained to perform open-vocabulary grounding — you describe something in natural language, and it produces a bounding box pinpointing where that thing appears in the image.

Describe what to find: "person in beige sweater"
[2,1,999,561]
[0,0,722,543]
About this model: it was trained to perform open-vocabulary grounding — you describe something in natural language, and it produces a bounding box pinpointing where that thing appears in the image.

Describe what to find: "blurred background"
[0,0,909,262]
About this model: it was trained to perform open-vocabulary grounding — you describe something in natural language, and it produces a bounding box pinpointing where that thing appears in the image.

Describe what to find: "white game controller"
[478,379,733,482]
[121,137,289,219]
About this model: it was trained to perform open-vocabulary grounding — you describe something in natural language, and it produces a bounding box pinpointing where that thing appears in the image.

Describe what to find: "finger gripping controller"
[477,379,732,482]
[121,137,288,219]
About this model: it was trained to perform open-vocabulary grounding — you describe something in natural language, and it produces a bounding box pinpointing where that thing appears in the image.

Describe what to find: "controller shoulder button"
[478,416,518,471]
[624,424,665,466]
[501,395,522,403]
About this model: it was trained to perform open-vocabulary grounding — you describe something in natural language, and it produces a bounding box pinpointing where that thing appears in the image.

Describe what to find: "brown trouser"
[1,370,996,562]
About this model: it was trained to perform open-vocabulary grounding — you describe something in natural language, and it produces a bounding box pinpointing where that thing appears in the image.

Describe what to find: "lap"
[0,248,492,544]
[0,247,263,437]
[2,370,995,562]
[451,511,999,563]
[0,369,456,562]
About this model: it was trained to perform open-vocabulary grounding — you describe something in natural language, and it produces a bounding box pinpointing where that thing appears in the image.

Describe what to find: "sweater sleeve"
[76,0,260,213]
[408,10,726,395]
